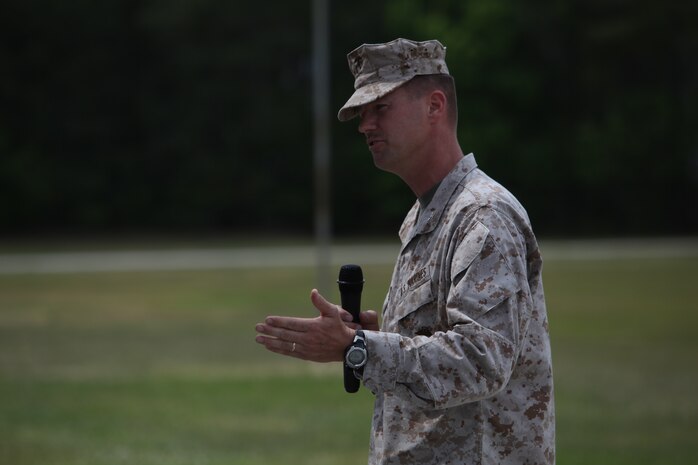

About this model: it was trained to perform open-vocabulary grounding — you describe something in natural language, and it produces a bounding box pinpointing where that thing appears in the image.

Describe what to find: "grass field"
[1,244,697,464]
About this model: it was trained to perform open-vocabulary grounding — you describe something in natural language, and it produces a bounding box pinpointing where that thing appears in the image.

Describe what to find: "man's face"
[357,85,429,175]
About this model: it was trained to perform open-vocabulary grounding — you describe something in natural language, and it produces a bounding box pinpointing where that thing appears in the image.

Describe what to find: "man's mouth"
[367,137,384,148]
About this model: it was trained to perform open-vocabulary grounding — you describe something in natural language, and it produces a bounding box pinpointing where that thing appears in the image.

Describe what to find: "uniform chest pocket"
[393,275,438,336]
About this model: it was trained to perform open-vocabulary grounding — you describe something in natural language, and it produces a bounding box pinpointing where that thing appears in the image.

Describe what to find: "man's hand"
[358,309,380,332]
[255,289,358,362]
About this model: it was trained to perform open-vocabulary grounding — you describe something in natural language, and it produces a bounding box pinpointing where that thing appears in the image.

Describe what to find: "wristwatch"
[345,330,368,370]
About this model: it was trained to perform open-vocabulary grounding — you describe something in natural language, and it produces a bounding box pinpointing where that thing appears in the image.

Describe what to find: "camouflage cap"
[337,38,449,122]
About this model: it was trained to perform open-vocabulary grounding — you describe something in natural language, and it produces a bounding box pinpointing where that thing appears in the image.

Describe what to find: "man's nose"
[358,114,375,134]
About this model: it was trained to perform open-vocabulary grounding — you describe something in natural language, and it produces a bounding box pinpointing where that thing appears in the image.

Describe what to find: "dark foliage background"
[1,0,696,238]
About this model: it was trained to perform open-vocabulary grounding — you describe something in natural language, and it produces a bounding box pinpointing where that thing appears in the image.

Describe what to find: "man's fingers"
[360,310,380,330]
[263,315,310,333]
[255,321,303,343]
[255,334,304,359]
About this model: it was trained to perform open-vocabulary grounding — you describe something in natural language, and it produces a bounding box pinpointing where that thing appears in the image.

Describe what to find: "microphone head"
[337,265,364,292]
[337,264,364,285]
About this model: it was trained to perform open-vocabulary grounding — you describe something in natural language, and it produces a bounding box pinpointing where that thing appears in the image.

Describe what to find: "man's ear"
[427,90,447,121]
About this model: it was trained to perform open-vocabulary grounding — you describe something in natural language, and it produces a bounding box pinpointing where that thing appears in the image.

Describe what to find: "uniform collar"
[399,153,478,245]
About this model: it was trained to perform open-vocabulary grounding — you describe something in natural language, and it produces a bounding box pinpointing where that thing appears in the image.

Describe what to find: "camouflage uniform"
[361,154,555,464]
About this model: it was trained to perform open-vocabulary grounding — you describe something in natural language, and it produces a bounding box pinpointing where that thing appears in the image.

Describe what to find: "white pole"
[312,0,332,294]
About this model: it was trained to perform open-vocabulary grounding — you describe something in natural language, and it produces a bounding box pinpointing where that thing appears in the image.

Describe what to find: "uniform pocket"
[392,272,433,316]
[396,277,441,337]
[451,221,489,281]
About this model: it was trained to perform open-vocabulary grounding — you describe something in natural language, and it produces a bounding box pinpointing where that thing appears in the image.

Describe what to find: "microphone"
[337,264,364,393]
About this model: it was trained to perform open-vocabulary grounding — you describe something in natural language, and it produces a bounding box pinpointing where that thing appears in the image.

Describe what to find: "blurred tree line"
[1,0,696,239]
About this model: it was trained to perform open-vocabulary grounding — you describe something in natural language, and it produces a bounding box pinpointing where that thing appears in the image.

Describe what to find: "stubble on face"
[360,88,428,176]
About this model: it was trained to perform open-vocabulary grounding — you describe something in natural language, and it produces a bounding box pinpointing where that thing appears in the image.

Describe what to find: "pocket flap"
[451,221,489,280]
[391,267,434,321]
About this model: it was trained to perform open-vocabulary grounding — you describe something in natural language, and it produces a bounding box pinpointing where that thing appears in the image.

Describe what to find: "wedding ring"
[291,342,296,352]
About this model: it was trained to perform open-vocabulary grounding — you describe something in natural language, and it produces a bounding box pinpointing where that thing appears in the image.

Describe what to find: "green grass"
[544,258,698,465]
[1,253,697,464]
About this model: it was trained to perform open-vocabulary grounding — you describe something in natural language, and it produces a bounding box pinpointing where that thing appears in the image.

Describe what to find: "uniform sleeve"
[361,208,531,409]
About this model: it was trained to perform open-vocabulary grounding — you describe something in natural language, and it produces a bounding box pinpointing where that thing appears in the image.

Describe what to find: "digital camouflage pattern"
[361,154,555,464]
[338,38,449,122]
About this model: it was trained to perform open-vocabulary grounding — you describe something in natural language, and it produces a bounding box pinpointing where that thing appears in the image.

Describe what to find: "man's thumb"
[310,289,340,318]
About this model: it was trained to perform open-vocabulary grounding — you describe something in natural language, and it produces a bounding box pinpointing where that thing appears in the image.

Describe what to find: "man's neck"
[405,140,464,197]
[418,180,441,209]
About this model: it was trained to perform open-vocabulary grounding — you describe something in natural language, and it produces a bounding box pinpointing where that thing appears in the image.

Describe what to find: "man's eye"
[377,104,389,112]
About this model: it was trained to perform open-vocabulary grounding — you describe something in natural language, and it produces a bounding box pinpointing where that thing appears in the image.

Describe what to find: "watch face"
[347,348,366,366]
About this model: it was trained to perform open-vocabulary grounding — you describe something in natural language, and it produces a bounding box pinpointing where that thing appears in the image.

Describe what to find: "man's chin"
[371,153,397,174]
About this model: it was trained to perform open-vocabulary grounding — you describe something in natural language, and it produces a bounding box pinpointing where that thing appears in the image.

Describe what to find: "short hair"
[404,74,458,127]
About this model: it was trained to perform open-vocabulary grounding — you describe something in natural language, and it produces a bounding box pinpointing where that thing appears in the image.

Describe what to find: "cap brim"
[337,80,410,122]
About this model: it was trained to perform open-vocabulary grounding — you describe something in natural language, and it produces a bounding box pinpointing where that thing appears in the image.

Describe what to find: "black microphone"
[338,264,364,393]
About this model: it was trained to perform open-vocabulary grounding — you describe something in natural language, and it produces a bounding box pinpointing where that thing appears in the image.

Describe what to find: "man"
[255,38,555,465]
